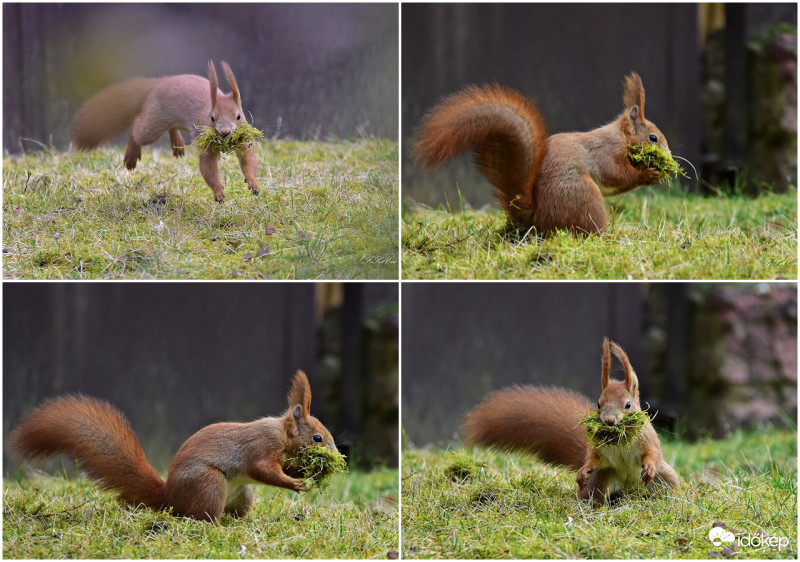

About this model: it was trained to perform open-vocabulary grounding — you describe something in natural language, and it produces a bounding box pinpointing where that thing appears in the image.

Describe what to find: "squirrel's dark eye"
[313,434,322,443]
[625,401,631,409]
[236,113,242,120]
[210,115,215,122]
[596,401,600,410]
[648,134,657,143]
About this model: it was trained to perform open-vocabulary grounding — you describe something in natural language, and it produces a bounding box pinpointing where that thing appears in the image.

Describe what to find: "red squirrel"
[8,371,335,522]
[73,60,259,202]
[462,338,679,503]
[414,73,669,236]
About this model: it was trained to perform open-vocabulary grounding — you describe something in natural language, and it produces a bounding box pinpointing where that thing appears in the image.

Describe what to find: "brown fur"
[463,386,592,471]
[73,60,259,202]
[8,371,335,522]
[462,338,679,504]
[414,73,669,236]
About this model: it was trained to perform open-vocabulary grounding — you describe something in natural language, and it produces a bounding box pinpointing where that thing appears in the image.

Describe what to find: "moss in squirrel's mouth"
[284,445,348,489]
[192,123,264,154]
[579,410,649,447]
[627,143,687,183]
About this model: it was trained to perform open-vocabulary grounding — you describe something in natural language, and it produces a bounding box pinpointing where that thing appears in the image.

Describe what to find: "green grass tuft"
[193,123,264,154]
[285,445,349,490]
[442,452,484,483]
[579,410,649,447]
[402,183,797,279]
[402,427,796,559]
[4,466,398,558]
[3,139,398,279]
[627,143,687,183]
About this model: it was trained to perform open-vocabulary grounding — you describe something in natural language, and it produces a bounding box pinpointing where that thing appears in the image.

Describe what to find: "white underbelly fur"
[225,473,256,504]
[598,438,643,495]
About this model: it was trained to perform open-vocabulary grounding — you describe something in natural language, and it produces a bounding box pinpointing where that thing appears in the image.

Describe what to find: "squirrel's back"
[462,386,591,471]
[8,394,166,509]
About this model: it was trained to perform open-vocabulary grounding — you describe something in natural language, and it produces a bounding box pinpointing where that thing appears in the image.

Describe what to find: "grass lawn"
[4,467,398,559]
[3,139,398,279]
[402,428,797,559]
[402,185,797,279]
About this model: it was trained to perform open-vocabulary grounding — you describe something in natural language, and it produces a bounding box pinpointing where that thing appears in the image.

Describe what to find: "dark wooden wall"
[401,282,646,446]
[4,282,398,471]
[3,3,398,152]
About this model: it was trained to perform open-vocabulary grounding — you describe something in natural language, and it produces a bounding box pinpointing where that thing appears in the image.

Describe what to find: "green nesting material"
[284,445,348,489]
[627,143,687,183]
[579,410,649,447]
[193,123,264,154]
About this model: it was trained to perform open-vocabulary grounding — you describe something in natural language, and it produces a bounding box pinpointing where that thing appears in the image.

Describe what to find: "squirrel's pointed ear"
[601,337,611,390]
[287,370,312,418]
[220,61,241,106]
[623,72,645,120]
[207,60,218,105]
[610,341,638,393]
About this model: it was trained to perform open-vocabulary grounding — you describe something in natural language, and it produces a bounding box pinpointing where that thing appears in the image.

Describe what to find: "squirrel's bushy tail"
[73,78,160,149]
[9,395,166,510]
[413,85,548,225]
[462,386,591,471]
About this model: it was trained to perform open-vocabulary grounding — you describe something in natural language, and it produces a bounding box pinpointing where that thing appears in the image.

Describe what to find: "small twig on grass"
[31,500,89,519]
[414,235,469,254]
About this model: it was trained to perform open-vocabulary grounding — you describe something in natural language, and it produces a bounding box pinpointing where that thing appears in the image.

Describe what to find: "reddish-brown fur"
[462,338,679,503]
[73,60,259,202]
[414,73,669,236]
[8,371,335,522]
[463,386,591,471]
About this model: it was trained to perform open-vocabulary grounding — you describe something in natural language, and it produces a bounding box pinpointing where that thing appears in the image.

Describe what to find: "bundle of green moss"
[284,445,348,489]
[627,143,687,184]
[193,123,264,154]
[578,410,649,447]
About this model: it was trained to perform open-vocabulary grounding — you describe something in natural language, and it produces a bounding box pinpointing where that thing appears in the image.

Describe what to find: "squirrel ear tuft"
[220,61,241,106]
[609,341,638,392]
[601,337,611,390]
[623,72,646,118]
[207,60,218,105]
[287,370,312,418]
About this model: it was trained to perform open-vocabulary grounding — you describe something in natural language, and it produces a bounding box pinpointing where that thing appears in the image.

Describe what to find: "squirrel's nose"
[600,413,622,426]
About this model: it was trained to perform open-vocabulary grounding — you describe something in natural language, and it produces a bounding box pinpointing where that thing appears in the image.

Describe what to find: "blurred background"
[402,282,797,446]
[4,282,398,472]
[3,3,398,151]
[402,3,796,205]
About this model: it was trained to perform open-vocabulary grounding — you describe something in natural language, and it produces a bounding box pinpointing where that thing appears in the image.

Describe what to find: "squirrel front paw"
[292,478,308,493]
[641,461,656,485]
[639,167,662,185]
[576,465,594,489]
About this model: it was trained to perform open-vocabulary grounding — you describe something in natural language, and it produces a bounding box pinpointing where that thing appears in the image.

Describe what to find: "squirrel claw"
[640,167,661,185]
[641,462,656,485]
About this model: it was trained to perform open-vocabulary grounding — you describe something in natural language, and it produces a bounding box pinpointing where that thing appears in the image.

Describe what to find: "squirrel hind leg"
[653,462,680,490]
[166,466,226,522]
[124,133,142,170]
[534,173,607,236]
